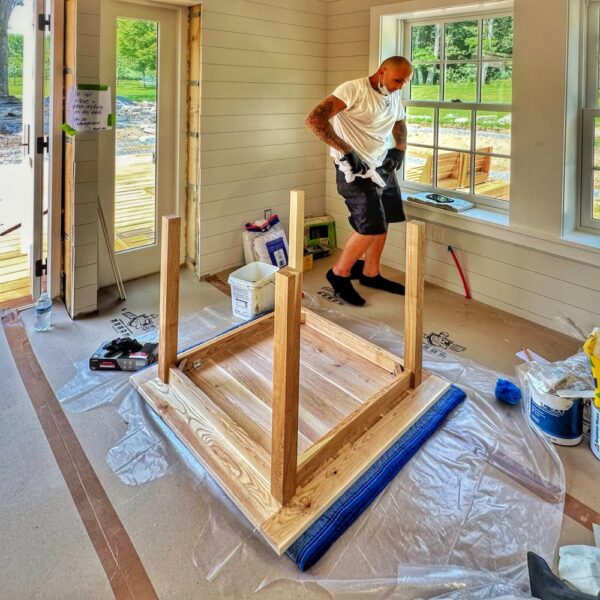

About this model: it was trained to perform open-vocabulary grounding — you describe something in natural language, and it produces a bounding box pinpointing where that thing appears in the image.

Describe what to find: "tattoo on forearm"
[393,120,407,149]
[305,99,352,154]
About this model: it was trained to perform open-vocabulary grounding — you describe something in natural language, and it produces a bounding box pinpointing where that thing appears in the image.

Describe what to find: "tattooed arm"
[305,95,352,154]
[392,120,407,151]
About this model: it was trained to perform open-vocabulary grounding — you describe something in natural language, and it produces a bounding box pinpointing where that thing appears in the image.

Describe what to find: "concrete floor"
[1,253,597,599]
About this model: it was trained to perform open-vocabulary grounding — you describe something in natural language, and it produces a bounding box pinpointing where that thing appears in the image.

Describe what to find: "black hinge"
[36,136,48,154]
[35,259,47,277]
[38,14,51,31]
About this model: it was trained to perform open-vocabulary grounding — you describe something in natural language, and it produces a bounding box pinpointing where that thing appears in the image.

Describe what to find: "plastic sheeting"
[56,297,565,598]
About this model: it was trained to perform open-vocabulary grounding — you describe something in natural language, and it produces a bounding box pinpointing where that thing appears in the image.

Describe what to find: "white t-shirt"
[329,77,406,168]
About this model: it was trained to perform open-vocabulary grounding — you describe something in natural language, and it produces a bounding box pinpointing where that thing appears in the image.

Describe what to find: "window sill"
[402,195,600,267]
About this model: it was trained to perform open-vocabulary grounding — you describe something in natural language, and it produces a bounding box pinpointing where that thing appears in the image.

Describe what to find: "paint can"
[528,387,583,446]
[591,402,600,460]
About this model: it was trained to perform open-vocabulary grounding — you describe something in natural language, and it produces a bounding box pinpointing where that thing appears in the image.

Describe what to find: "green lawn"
[409,80,512,129]
[8,77,23,99]
[116,80,156,102]
[9,77,156,103]
[9,76,52,100]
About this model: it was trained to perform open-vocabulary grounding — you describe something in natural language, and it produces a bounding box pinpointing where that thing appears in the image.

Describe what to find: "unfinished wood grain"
[169,368,272,486]
[271,268,302,504]
[177,312,274,365]
[187,348,314,453]
[299,325,395,400]
[404,221,425,387]
[229,338,341,442]
[186,358,273,453]
[134,373,280,529]
[242,329,364,437]
[158,216,181,383]
[289,190,304,272]
[304,309,403,375]
[261,374,451,553]
[296,371,412,486]
[186,5,201,269]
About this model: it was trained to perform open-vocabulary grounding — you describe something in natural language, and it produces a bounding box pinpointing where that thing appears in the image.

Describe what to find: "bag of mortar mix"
[243,214,289,268]
[516,353,595,446]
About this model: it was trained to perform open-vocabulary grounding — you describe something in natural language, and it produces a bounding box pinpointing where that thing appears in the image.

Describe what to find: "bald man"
[305,56,413,306]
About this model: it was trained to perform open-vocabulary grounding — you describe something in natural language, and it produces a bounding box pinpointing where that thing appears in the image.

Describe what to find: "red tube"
[448,245,471,299]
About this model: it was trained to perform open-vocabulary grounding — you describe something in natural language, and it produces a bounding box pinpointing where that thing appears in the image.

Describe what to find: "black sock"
[326,269,365,306]
[527,552,598,600]
[350,260,364,280]
[359,273,405,295]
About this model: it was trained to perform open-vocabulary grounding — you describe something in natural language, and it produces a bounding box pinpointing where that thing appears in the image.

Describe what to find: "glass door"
[98,0,179,286]
[0,0,47,306]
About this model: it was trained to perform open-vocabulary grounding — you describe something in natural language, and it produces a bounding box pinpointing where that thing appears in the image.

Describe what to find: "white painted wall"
[197,0,329,275]
[323,0,600,336]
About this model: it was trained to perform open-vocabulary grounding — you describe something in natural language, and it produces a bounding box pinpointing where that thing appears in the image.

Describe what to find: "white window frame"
[400,10,513,211]
[581,0,600,232]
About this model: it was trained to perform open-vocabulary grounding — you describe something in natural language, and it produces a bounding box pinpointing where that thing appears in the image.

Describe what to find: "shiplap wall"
[323,0,600,336]
[197,0,329,274]
[69,0,101,316]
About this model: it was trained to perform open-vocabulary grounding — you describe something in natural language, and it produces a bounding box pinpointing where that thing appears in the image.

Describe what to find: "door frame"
[48,0,64,300]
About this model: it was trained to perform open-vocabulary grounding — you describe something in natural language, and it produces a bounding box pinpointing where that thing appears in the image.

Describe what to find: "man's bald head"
[380,56,412,71]
[369,56,413,95]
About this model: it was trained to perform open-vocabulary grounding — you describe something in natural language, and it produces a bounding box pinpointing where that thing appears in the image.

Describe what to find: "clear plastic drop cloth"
[57,296,565,597]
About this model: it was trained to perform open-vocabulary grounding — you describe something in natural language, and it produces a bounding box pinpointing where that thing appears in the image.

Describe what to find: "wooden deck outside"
[0,228,31,307]
[0,155,155,305]
[114,155,156,252]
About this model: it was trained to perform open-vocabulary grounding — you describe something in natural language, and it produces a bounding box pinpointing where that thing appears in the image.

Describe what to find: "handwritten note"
[64,84,113,134]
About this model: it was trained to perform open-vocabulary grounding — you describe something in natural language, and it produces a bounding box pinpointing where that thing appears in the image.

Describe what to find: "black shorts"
[335,165,406,235]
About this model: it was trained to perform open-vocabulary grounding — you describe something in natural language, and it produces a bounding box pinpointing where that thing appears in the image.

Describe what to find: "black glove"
[381,148,405,172]
[342,150,368,175]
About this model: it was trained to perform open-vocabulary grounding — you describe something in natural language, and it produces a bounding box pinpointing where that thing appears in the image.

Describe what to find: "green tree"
[0,0,24,96]
[117,19,157,87]
[8,33,23,86]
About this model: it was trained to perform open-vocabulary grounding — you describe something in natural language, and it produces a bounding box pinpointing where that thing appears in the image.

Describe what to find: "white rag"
[336,160,386,188]
[558,544,600,595]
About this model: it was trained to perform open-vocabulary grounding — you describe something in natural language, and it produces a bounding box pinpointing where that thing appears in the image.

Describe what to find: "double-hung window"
[581,1,600,231]
[401,13,513,209]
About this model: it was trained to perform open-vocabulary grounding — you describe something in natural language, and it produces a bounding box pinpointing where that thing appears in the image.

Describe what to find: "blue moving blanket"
[286,384,466,571]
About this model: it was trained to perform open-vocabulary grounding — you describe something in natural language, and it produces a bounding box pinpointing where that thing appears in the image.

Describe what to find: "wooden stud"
[404,221,426,387]
[270,267,302,504]
[158,216,181,383]
[289,190,304,272]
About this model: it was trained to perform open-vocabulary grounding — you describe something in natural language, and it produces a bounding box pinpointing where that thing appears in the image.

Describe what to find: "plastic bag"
[243,214,289,267]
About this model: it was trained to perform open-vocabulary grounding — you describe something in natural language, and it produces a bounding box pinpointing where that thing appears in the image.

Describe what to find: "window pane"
[114,18,158,252]
[436,150,469,190]
[445,20,478,60]
[594,117,600,167]
[473,155,511,200]
[482,16,513,59]
[404,146,433,185]
[594,170,600,220]
[406,106,434,145]
[444,63,476,101]
[411,64,440,99]
[439,109,471,150]
[482,61,512,103]
[411,24,441,61]
[476,111,511,155]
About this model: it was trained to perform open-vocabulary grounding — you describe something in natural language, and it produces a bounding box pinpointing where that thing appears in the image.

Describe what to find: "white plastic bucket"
[228,261,279,320]
[528,387,583,446]
[591,402,600,460]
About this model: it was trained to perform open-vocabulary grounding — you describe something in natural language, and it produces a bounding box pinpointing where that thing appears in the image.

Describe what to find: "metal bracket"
[38,14,51,31]
[36,136,49,154]
[191,359,203,370]
[35,259,47,277]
